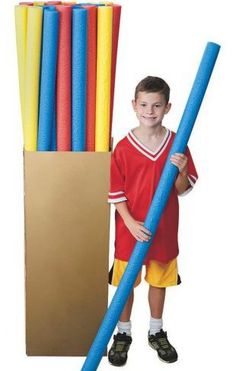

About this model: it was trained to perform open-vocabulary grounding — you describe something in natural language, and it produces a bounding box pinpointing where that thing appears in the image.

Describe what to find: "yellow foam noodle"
[95,6,113,152]
[15,5,28,129]
[33,1,45,5]
[24,6,43,151]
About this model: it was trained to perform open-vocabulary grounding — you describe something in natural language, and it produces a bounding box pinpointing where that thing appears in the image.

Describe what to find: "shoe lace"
[153,331,171,350]
[114,333,132,351]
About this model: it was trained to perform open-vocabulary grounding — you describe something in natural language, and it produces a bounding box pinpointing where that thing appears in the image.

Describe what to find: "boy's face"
[132,91,171,128]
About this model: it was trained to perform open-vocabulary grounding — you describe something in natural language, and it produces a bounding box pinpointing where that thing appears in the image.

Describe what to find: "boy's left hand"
[170,153,188,176]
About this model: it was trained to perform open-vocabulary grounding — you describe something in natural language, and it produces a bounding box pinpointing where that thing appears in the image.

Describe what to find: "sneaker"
[108,332,132,367]
[148,329,178,363]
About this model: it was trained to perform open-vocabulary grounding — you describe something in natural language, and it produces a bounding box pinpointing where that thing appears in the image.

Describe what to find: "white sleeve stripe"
[189,174,197,181]
[108,191,125,196]
[108,197,127,203]
[187,175,197,187]
[179,174,197,197]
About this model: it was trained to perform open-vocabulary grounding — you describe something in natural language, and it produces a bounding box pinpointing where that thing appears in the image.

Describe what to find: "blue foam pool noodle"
[50,106,57,151]
[72,7,88,151]
[81,42,220,371]
[37,6,59,151]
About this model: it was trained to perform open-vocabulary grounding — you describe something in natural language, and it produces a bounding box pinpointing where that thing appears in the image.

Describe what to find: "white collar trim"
[127,128,172,161]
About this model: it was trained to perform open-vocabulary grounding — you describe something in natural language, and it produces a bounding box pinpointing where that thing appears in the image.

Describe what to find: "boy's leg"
[148,285,165,335]
[108,259,140,366]
[108,290,134,366]
[117,289,133,335]
[145,260,179,363]
[148,285,165,319]
[119,289,134,322]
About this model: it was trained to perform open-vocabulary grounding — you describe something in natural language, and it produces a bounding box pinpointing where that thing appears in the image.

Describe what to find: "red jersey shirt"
[108,129,198,264]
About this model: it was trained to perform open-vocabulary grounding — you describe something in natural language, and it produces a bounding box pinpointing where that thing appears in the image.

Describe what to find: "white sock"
[149,316,163,335]
[117,320,132,336]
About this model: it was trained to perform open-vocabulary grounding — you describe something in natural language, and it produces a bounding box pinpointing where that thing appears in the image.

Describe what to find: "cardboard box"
[24,151,111,356]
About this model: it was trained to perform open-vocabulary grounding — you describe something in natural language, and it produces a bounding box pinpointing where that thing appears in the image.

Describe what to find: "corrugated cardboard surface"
[24,151,111,356]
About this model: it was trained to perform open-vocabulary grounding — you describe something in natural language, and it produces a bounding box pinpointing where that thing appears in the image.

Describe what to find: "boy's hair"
[134,76,170,103]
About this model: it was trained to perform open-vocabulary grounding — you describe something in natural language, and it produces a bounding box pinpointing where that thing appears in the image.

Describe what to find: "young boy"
[107,76,198,366]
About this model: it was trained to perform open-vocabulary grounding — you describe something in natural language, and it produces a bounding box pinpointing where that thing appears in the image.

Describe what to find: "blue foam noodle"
[81,42,221,370]
[50,105,57,151]
[37,6,59,151]
[72,7,88,151]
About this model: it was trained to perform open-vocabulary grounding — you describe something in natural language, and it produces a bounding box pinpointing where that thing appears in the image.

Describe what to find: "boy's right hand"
[125,219,152,242]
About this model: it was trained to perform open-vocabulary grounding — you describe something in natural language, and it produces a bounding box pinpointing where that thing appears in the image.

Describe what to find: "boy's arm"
[170,153,190,195]
[115,201,151,242]
[174,172,190,195]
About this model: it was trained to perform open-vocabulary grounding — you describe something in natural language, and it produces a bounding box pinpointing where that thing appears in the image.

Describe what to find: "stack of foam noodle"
[15,1,121,356]
[15,1,121,152]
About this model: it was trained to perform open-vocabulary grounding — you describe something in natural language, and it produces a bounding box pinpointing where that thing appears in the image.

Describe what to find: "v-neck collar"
[127,128,172,161]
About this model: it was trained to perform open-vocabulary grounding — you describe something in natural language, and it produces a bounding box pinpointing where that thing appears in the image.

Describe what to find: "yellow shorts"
[109,258,181,288]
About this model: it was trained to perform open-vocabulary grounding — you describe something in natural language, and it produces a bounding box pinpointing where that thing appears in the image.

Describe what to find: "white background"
[0,0,236,370]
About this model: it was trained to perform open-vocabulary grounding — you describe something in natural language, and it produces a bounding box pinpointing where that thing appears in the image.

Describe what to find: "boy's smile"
[132,91,171,128]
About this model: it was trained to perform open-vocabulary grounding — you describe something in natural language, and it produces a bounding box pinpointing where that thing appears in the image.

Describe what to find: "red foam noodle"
[55,5,72,151]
